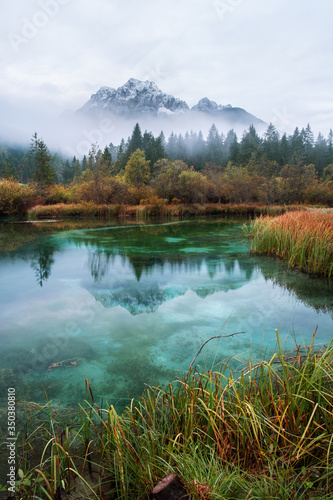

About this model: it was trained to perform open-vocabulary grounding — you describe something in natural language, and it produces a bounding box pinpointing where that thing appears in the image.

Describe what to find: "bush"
[0,179,37,216]
[139,195,168,216]
[126,186,155,205]
[44,185,71,205]
[303,182,333,206]
[75,178,129,204]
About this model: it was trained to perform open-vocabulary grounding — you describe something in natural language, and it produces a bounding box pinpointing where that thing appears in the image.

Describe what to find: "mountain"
[80,78,189,117]
[191,97,262,126]
[78,79,264,128]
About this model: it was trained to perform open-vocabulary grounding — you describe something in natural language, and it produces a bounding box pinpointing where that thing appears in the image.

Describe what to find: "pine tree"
[102,146,113,173]
[62,159,74,184]
[313,133,328,177]
[27,132,55,186]
[238,125,262,164]
[263,123,280,163]
[166,132,178,159]
[290,127,304,163]
[327,130,333,165]
[302,124,314,164]
[280,133,290,165]
[73,158,81,181]
[82,155,88,172]
[206,124,224,165]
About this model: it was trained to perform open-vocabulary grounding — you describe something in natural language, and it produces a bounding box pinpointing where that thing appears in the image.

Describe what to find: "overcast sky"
[1,0,332,149]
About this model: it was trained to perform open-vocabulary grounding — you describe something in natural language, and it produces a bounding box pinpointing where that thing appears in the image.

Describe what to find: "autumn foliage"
[249,210,333,277]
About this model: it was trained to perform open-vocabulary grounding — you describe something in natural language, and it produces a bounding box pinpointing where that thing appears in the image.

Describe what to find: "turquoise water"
[0,218,332,410]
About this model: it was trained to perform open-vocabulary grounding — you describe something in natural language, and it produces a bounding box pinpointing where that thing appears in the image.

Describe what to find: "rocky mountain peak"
[78,78,264,128]
[80,79,189,116]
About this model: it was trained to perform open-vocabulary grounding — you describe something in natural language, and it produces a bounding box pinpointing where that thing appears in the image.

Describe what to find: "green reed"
[4,332,333,499]
[82,332,333,499]
[247,209,333,277]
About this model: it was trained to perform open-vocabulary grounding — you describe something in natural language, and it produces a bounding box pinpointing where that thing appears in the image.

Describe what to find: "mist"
[1,89,332,161]
[0,94,267,158]
[1,0,332,157]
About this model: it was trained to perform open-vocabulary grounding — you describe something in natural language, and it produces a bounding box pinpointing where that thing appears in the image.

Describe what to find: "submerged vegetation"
[2,334,333,499]
[248,210,333,277]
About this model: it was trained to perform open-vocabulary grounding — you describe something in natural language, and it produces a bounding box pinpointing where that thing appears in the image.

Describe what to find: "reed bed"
[91,334,333,499]
[248,209,333,277]
[8,334,333,499]
[27,202,302,220]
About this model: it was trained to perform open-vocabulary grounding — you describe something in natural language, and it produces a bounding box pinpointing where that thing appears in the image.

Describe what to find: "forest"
[1,121,333,217]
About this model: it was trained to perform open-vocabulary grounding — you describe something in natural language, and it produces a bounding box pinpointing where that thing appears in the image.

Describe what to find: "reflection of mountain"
[91,282,188,315]
[85,250,257,314]
[1,219,332,317]
[65,220,254,314]
[74,219,333,316]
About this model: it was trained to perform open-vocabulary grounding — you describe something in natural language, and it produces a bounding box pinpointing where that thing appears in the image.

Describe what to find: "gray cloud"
[1,0,332,150]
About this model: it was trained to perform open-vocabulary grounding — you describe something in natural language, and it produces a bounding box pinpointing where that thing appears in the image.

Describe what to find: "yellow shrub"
[0,179,37,216]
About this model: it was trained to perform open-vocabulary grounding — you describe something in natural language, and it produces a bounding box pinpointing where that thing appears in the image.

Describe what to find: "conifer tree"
[27,132,55,186]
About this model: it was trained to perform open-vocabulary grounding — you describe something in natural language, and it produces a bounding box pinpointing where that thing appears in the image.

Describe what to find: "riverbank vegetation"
[2,334,333,499]
[1,122,333,219]
[27,201,301,220]
[248,210,333,278]
[1,123,333,498]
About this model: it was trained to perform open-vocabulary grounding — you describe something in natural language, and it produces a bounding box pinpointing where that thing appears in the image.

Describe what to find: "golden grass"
[248,209,333,277]
[27,202,303,220]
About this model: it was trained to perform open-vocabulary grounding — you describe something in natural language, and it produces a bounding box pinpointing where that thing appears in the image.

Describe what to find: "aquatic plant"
[247,209,333,277]
[2,333,333,498]
[86,332,333,499]
[28,202,303,220]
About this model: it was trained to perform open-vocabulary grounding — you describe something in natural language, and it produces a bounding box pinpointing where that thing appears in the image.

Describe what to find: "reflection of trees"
[88,251,115,283]
[71,220,252,283]
[259,258,333,317]
[81,221,259,315]
[0,229,59,287]
[30,243,56,287]
[86,248,257,285]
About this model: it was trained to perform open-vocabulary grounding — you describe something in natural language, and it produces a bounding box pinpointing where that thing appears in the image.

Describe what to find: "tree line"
[1,122,333,210]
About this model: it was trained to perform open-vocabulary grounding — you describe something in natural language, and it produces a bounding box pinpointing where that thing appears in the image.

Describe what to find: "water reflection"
[29,242,57,287]
[0,218,332,414]
[0,219,332,316]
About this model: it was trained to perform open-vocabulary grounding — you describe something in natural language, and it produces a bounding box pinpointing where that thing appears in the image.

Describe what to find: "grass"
[247,209,333,277]
[28,202,304,220]
[3,332,333,499]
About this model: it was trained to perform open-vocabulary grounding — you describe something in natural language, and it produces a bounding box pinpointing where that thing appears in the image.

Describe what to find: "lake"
[0,217,332,411]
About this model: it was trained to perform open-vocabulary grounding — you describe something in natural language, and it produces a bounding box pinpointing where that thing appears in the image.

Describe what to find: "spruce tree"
[27,132,55,186]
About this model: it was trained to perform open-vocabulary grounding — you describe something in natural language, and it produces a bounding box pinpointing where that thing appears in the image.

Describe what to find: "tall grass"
[248,209,333,277]
[28,202,302,220]
[91,334,333,499]
[4,334,333,499]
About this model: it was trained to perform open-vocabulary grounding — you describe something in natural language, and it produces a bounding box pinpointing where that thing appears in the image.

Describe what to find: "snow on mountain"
[78,79,265,136]
[80,78,189,117]
[191,97,225,113]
